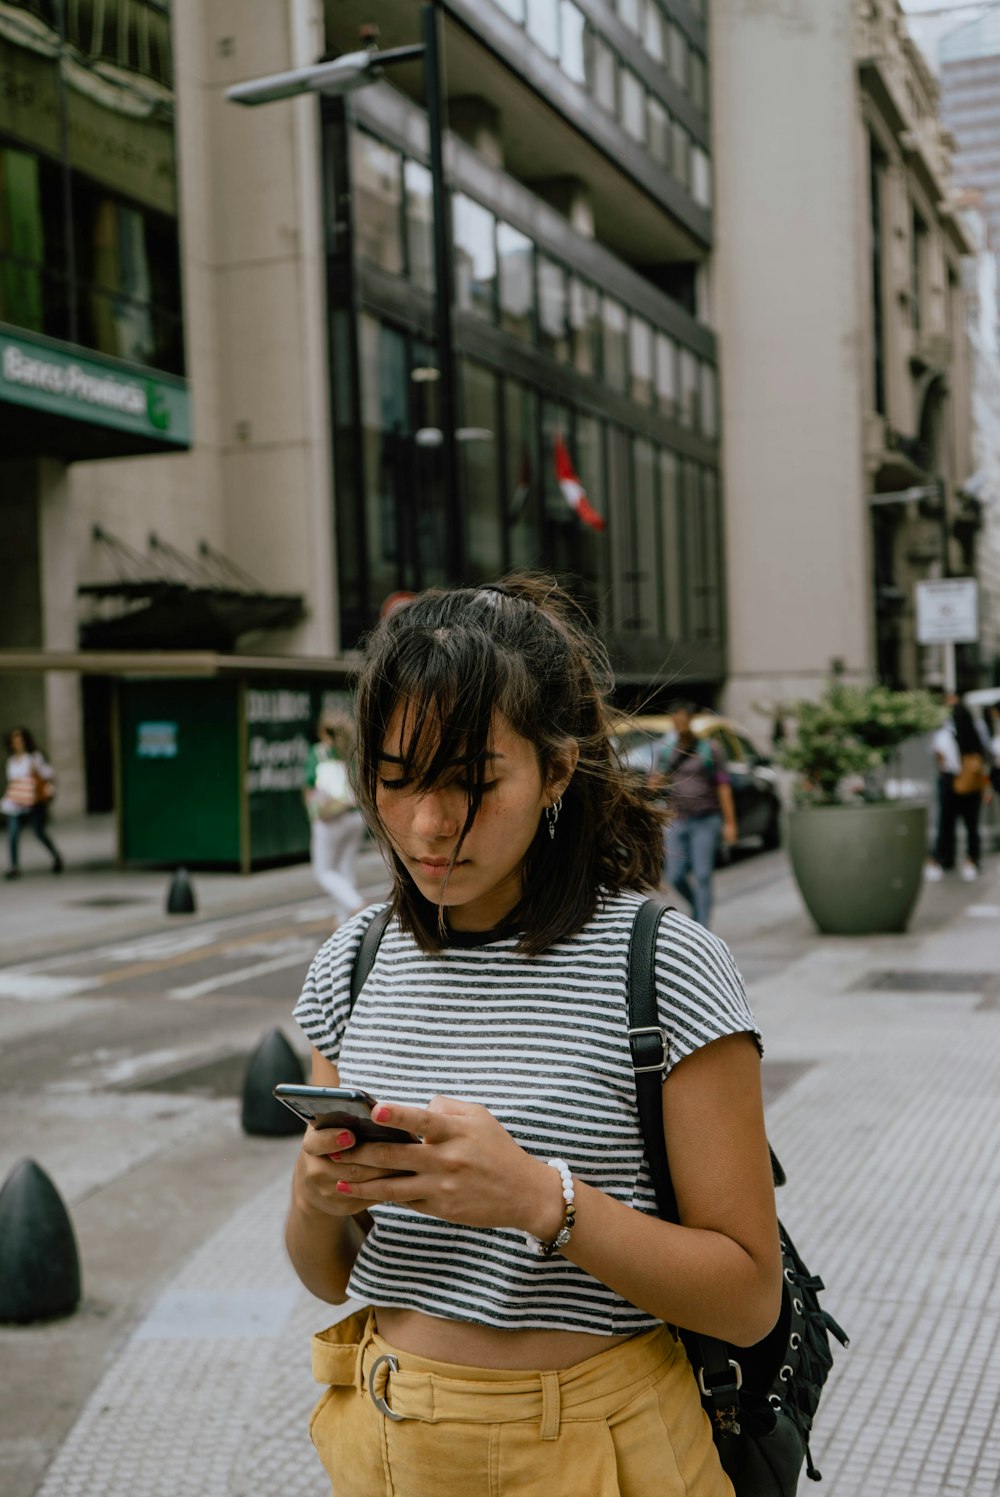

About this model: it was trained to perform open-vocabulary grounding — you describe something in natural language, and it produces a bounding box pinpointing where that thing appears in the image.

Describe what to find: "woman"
[926,699,990,881]
[303,707,365,922]
[287,579,780,1497]
[2,726,63,880]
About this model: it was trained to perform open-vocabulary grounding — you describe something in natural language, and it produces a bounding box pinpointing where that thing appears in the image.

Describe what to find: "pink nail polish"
[328,1152,342,1162]
[336,1181,351,1194]
[372,1105,390,1122]
[335,1132,352,1148]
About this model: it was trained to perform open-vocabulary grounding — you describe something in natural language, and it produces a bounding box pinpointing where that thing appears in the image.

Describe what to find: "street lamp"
[226,6,463,588]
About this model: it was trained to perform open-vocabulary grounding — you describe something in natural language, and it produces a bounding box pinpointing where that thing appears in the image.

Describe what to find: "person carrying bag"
[2,726,63,879]
[280,577,827,1497]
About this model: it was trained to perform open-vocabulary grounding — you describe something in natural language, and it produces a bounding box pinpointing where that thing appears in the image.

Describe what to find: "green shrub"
[777,682,945,804]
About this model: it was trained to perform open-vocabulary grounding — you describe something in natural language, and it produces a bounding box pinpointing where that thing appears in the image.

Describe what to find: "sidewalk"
[5,834,1000,1495]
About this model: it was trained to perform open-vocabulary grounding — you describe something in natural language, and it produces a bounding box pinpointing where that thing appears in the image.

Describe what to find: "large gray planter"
[787,802,928,935]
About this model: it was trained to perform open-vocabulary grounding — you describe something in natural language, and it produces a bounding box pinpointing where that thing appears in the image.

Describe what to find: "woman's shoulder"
[307,903,392,986]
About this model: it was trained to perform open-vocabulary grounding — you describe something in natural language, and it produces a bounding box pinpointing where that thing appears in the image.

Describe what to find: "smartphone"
[272,1084,418,1144]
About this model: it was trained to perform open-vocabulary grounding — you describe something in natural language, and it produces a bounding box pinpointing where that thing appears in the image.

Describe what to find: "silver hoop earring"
[546,797,562,841]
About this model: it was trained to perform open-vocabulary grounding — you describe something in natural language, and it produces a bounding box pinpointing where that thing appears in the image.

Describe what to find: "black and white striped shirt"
[293,888,761,1336]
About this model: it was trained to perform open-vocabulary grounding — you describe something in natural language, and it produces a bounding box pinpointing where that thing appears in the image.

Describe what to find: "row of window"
[0,141,184,373]
[9,0,174,89]
[489,0,710,202]
[344,311,723,651]
[352,131,718,437]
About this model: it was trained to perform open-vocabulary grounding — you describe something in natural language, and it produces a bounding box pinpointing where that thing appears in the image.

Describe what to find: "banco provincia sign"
[0,326,190,447]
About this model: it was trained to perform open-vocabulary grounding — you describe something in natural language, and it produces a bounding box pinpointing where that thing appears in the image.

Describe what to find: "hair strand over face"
[353,575,666,955]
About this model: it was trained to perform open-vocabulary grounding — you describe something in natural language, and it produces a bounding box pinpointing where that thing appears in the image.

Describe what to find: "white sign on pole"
[915,578,979,645]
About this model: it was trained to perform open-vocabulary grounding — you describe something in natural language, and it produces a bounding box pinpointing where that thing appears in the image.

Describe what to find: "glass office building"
[0,0,188,459]
[322,0,722,692]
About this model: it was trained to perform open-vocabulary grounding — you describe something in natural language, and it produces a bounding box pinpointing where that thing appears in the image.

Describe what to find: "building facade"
[712,0,975,742]
[4,0,725,815]
[0,0,191,807]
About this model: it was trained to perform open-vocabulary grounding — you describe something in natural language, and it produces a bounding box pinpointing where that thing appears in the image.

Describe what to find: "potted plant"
[776,682,944,935]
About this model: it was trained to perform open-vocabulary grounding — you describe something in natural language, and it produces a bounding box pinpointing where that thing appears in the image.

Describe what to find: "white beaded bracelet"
[525,1158,577,1258]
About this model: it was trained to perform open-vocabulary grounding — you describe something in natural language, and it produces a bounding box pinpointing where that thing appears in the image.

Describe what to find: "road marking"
[0,972,100,1001]
[168,948,318,1000]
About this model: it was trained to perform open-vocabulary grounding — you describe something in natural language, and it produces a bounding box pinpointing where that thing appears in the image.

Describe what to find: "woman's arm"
[283,1047,376,1303]
[336,1032,783,1347]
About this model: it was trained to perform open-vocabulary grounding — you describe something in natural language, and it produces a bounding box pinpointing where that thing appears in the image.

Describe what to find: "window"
[679,347,699,427]
[700,468,723,644]
[632,435,659,636]
[460,360,503,582]
[659,447,683,638]
[0,145,65,339]
[621,68,646,143]
[643,3,665,62]
[911,207,927,334]
[538,254,570,361]
[73,185,156,366]
[569,276,601,375]
[700,361,718,438]
[453,194,496,320]
[497,222,534,340]
[655,332,677,418]
[505,379,540,570]
[569,411,606,613]
[526,0,559,57]
[358,313,410,610]
[672,121,690,188]
[588,32,617,115]
[691,146,712,208]
[647,97,670,169]
[404,159,434,292]
[602,296,628,391]
[868,134,886,415]
[668,23,688,90]
[629,316,653,406]
[560,0,586,82]
[351,132,403,274]
[618,0,641,34]
[690,50,707,113]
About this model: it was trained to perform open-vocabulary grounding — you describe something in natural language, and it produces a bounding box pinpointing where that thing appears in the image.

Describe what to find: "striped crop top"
[293,889,761,1337]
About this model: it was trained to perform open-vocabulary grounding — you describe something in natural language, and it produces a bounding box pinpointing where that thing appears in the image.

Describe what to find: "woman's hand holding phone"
[332,1096,560,1240]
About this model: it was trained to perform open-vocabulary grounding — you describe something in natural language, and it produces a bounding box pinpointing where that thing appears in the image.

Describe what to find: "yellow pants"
[309,1309,733,1497]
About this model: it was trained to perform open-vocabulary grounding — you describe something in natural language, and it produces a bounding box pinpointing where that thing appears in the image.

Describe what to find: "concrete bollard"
[166,867,196,915]
[241,1027,307,1136]
[0,1159,81,1323]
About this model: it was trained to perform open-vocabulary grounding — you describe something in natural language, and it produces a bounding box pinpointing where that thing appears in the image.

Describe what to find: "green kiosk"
[115,656,352,871]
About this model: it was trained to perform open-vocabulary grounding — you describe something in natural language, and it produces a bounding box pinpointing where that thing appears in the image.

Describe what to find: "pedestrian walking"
[2,727,63,880]
[925,695,991,882]
[647,702,738,928]
[286,577,779,1497]
[304,708,365,923]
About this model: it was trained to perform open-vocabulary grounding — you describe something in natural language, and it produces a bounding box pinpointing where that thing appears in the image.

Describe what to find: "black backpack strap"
[626,897,678,1222]
[349,904,393,1010]
[626,897,744,1454]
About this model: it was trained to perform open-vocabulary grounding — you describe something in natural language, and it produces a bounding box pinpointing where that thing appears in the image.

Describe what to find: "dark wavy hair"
[4,726,38,754]
[353,575,666,955]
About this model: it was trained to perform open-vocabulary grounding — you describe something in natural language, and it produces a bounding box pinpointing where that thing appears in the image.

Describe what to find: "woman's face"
[376,704,573,932]
[10,730,25,754]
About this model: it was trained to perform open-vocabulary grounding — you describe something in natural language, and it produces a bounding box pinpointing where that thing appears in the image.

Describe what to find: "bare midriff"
[374,1306,639,1371]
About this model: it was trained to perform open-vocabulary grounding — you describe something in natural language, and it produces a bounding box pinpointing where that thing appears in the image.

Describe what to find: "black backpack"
[627,899,848,1494]
[349,900,848,1495]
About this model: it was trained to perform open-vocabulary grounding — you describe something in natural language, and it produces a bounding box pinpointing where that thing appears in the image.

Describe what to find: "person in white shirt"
[925,696,990,882]
[2,726,64,880]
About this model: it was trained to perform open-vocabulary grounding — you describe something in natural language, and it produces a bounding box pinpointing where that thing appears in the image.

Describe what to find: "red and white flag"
[554,434,605,531]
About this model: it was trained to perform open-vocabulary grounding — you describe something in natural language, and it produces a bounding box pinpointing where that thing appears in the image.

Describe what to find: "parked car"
[609,712,783,852]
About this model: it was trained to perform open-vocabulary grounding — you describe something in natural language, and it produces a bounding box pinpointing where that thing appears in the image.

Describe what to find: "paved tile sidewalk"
[14,852,1000,1495]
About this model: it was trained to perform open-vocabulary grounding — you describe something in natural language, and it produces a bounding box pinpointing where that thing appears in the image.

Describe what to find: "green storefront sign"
[0,326,190,446]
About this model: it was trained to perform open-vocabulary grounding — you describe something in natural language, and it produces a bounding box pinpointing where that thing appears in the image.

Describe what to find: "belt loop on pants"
[539,1371,561,1441]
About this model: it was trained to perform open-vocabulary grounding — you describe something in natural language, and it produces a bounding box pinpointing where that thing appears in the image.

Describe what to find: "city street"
[1,830,998,1495]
